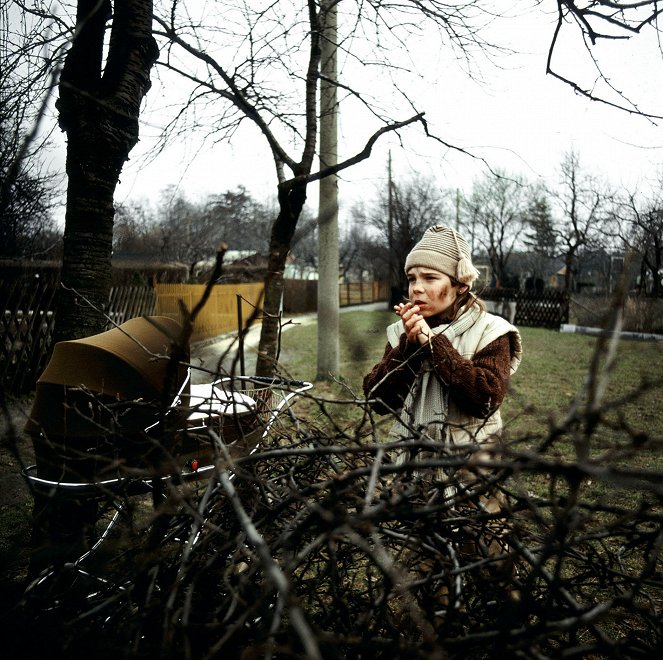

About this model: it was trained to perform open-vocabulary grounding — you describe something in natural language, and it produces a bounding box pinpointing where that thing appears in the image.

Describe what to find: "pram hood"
[25,316,187,438]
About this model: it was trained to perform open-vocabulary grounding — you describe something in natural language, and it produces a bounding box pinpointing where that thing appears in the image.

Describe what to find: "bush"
[571,294,663,334]
[16,374,663,658]
[8,313,663,658]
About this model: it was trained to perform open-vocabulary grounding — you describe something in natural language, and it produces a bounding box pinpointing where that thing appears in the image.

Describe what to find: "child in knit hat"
[364,225,522,442]
[363,225,523,568]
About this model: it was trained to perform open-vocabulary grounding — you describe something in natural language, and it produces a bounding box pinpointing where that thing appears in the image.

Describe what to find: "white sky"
[106,4,663,224]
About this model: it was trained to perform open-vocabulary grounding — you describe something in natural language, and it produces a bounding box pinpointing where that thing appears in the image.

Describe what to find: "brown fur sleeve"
[428,333,514,418]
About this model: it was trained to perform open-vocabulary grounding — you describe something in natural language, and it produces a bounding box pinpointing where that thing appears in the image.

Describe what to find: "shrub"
[571,294,663,334]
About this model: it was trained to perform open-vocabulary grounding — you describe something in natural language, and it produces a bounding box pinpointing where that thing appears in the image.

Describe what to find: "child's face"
[407,267,460,318]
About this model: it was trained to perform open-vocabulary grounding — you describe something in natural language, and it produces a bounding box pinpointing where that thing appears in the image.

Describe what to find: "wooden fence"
[2,280,567,395]
[341,281,388,306]
[284,279,389,313]
[155,280,389,342]
[1,280,159,395]
[107,286,156,327]
[1,278,58,395]
[1,278,386,394]
[154,282,265,344]
[481,288,570,328]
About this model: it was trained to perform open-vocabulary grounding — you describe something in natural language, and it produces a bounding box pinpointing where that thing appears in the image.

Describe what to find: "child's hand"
[393,302,431,345]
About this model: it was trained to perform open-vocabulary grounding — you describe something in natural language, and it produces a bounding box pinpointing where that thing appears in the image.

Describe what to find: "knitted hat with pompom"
[404,225,480,288]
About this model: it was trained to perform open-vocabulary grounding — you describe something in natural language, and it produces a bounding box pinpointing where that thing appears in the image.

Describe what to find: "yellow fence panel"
[154,280,387,344]
[339,281,389,306]
[154,282,264,344]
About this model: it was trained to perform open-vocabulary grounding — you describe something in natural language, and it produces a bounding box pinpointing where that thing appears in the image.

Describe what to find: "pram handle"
[216,375,311,390]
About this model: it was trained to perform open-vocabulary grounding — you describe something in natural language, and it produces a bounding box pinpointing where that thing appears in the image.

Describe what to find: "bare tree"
[461,171,527,286]
[550,151,613,293]
[359,175,452,295]
[155,191,207,276]
[339,222,375,283]
[114,187,274,275]
[150,0,519,375]
[205,187,273,253]
[8,3,663,655]
[519,185,559,286]
[0,0,62,259]
[142,1,663,374]
[548,1,663,117]
[633,210,663,297]
[289,212,319,278]
[52,0,158,342]
[112,199,160,255]
[614,182,663,297]
[6,0,663,344]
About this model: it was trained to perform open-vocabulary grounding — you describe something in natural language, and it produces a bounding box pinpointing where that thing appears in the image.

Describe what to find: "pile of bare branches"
[18,366,663,660]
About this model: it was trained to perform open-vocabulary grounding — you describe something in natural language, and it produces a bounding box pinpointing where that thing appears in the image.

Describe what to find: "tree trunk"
[32,0,158,574]
[53,0,158,343]
[564,249,575,293]
[649,239,662,297]
[255,181,308,376]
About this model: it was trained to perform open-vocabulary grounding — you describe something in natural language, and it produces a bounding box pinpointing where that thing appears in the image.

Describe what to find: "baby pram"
[23,315,311,574]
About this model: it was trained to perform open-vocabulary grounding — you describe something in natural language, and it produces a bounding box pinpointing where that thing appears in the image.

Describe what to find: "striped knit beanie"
[404,225,480,288]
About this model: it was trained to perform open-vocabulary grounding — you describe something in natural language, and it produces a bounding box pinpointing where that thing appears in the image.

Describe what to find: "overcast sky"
[108,4,663,221]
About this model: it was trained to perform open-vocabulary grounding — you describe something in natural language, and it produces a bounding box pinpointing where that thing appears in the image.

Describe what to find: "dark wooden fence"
[1,278,59,395]
[107,286,157,327]
[481,288,570,328]
[1,281,156,395]
[284,280,388,313]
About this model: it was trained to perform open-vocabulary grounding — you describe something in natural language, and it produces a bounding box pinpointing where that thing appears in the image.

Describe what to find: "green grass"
[279,309,394,394]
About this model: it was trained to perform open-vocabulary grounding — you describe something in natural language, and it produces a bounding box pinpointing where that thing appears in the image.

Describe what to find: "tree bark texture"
[54,0,158,343]
[255,181,308,376]
[253,1,323,376]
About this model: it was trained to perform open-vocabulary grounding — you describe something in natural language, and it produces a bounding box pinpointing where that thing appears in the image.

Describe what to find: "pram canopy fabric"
[25,316,186,438]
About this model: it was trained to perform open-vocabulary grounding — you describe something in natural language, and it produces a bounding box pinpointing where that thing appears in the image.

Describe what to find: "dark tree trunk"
[255,180,308,376]
[53,0,158,343]
[564,249,576,293]
[647,237,662,297]
[31,0,158,575]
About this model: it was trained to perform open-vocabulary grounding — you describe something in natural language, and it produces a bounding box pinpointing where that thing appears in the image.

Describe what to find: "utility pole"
[316,0,339,380]
[388,151,394,251]
[387,151,398,307]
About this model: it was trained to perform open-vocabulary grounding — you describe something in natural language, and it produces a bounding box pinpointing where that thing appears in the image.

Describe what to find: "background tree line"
[349,152,663,298]
[6,144,663,301]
